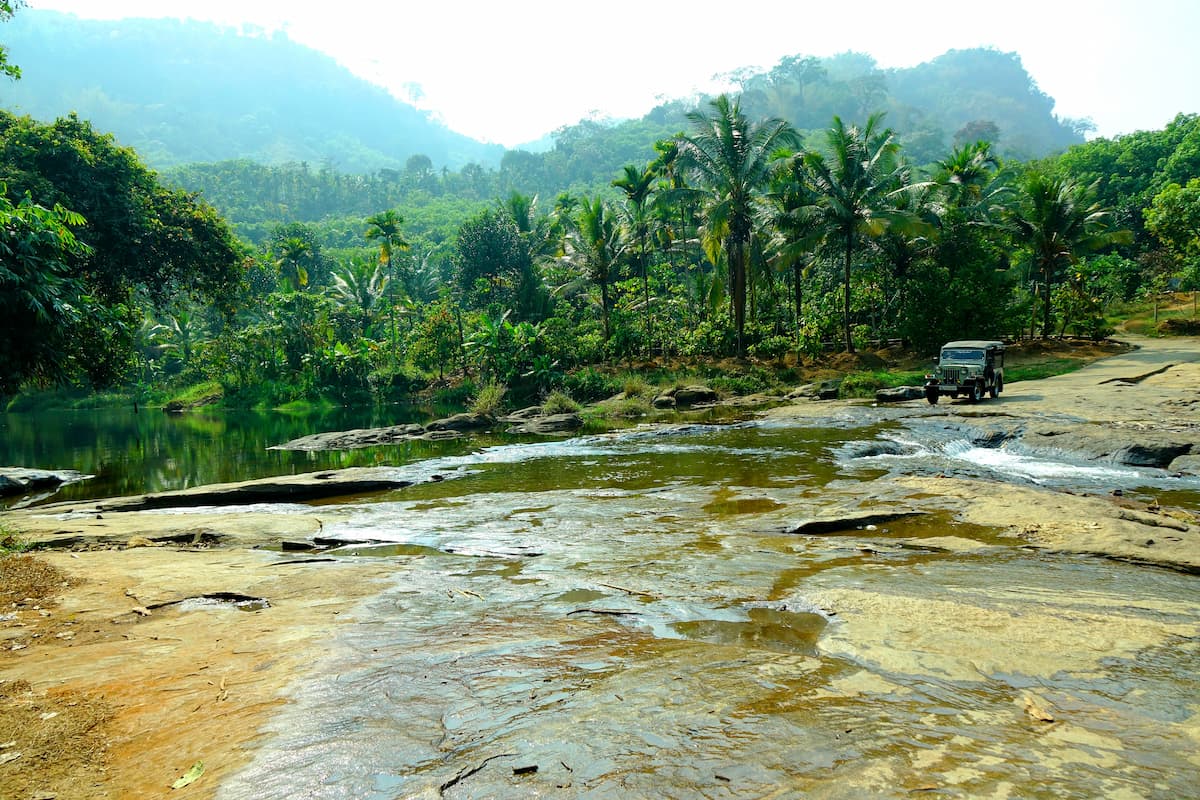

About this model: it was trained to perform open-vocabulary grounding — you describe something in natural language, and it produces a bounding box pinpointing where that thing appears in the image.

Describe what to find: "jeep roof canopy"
[941,340,1005,351]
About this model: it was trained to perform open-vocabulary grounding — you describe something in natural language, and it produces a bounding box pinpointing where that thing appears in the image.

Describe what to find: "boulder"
[816,379,841,400]
[786,384,818,400]
[652,395,677,409]
[498,406,544,423]
[874,386,924,403]
[0,467,85,497]
[1169,455,1200,475]
[271,424,425,451]
[671,385,720,405]
[425,412,494,432]
[506,413,584,435]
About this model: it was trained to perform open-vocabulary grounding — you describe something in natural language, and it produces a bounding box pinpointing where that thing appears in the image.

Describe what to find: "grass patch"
[1005,359,1090,383]
[619,374,655,399]
[5,388,135,412]
[166,380,223,408]
[839,370,928,398]
[0,522,31,555]
[471,381,507,417]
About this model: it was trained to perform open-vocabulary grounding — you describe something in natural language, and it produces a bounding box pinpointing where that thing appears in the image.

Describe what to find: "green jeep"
[924,340,1005,404]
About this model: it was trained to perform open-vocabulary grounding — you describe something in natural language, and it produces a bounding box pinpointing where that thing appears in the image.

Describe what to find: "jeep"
[924,340,1005,404]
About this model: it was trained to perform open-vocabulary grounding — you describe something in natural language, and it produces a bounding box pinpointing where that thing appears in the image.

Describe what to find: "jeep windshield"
[941,348,985,362]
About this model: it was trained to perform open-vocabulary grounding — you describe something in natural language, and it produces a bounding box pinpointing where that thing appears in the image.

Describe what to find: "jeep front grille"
[941,367,962,383]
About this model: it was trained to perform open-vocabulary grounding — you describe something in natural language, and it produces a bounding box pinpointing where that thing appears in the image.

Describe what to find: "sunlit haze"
[21,0,1200,147]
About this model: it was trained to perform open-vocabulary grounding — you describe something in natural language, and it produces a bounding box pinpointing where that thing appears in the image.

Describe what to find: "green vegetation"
[541,391,581,415]
[0,522,30,555]
[1,7,1196,412]
[470,381,507,417]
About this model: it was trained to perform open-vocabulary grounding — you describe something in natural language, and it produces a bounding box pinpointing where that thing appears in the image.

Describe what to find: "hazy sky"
[23,0,1200,146]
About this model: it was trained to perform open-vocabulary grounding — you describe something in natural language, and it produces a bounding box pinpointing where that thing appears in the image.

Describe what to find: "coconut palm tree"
[561,196,626,342]
[1009,170,1128,339]
[676,94,799,355]
[612,163,657,352]
[365,209,410,366]
[803,113,917,352]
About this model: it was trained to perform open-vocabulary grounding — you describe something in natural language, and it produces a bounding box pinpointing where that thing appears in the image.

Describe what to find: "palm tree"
[328,257,390,336]
[273,236,313,292]
[766,153,823,343]
[561,196,626,341]
[677,94,799,355]
[803,113,917,352]
[365,209,410,366]
[612,163,657,353]
[1009,170,1128,339]
[935,140,1000,210]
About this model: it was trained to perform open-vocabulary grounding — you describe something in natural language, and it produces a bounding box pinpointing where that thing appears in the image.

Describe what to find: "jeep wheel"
[969,381,983,403]
[925,386,939,405]
[989,379,1000,399]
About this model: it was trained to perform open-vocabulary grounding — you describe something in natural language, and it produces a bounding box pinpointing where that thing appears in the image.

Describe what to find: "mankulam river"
[5,407,1199,798]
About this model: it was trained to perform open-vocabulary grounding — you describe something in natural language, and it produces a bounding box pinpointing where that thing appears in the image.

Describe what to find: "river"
[5,407,1199,797]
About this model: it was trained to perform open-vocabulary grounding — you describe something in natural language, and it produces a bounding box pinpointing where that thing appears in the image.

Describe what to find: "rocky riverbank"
[2,335,1199,799]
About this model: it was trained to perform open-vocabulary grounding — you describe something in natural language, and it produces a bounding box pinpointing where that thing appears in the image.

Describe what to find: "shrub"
[748,335,792,361]
[563,367,619,402]
[471,381,507,416]
[542,390,581,415]
[620,374,654,398]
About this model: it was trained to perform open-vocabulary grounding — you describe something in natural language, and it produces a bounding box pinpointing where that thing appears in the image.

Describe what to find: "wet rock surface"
[505,412,583,435]
[874,386,924,402]
[4,335,1200,799]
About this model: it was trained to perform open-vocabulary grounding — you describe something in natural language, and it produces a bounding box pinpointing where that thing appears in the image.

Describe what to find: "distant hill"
[0,10,505,171]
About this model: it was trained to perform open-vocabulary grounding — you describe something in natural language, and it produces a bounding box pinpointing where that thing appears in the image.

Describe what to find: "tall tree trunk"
[601,279,611,342]
[731,240,746,357]
[843,234,855,353]
[641,235,650,358]
[793,262,804,347]
[1041,261,1052,340]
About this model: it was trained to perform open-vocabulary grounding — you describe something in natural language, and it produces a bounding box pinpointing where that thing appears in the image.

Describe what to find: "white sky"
[23,0,1200,147]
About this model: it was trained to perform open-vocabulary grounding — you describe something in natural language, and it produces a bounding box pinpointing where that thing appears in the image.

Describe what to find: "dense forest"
[2,5,1198,411]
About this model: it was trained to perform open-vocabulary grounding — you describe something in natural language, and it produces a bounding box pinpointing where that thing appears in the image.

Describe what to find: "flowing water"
[173,420,1200,799]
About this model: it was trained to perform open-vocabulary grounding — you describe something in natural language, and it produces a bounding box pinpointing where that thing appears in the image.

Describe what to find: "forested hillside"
[0,10,504,171]
[4,4,1197,414]
[4,10,1085,184]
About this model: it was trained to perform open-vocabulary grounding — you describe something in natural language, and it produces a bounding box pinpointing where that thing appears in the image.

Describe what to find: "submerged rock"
[785,509,926,535]
[843,440,914,459]
[68,468,414,512]
[1024,423,1198,468]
